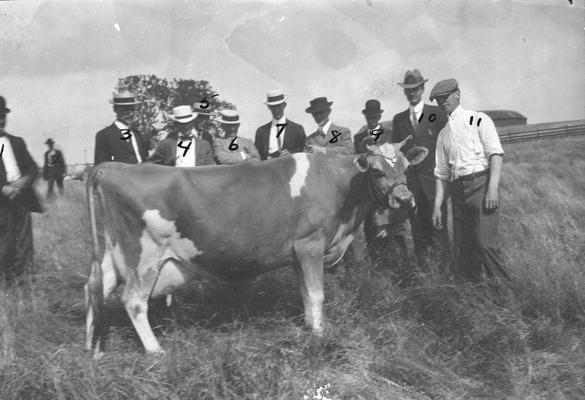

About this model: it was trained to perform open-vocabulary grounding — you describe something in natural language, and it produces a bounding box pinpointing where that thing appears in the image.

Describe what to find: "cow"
[85,138,427,355]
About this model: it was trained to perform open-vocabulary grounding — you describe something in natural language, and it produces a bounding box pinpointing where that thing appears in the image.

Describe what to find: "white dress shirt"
[318,120,332,136]
[0,135,22,182]
[175,129,197,168]
[268,115,287,154]
[434,105,504,181]
[409,100,424,127]
[114,120,143,163]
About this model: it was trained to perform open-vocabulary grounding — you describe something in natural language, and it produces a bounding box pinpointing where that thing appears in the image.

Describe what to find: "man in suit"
[94,91,149,165]
[254,90,306,160]
[43,138,66,198]
[305,97,352,155]
[193,102,215,147]
[148,105,215,167]
[0,96,43,284]
[392,69,449,261]
[355,100,408,252]
[212,110,260,165]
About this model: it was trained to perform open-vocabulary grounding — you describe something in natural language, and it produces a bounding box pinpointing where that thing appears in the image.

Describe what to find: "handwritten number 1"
[228,137,239,151]
[329,130,341,144]
[177,140,192,157]
[0,144,4,157]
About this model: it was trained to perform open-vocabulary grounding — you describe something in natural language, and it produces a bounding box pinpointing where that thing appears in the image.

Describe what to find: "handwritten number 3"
[229,137,239,151]
[329,130,342,144]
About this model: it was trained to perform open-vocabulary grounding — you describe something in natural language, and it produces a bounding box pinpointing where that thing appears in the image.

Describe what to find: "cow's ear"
[353,155,369,172]
[404,146,428,166]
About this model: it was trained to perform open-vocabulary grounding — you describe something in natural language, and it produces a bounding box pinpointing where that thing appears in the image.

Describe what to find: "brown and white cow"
[85,139,427,355]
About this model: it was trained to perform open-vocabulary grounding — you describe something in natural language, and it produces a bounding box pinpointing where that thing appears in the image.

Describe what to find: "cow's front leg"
[293,237,326,336]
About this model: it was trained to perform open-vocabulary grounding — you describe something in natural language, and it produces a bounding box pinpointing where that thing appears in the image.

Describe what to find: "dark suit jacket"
[94,123,149,165]
[43,149,66,178]
[254,119,306,160]
[147,137,215,166]
[353,120,394,154]
[305,122,353,155]
[392,104,447,200]
[0,133,42,212]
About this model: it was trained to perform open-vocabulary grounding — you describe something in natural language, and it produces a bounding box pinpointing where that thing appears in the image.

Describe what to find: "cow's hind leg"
[121,283,163,353]
[293,237,326,337]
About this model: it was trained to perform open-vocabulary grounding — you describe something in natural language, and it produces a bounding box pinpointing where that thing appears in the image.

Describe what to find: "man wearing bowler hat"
[393,70,449,261]
[305,97,352,155]
[42,138,66,198]
[212,110,260,165]
[254,90,306,160]
[431,78,509,283]
[354,99,394,154]
[0,96,43,284]
[94,91,149,165]
[148,105,215,167]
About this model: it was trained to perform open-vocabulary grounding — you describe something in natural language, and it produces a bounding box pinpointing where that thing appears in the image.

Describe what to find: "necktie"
[411,109,418,128]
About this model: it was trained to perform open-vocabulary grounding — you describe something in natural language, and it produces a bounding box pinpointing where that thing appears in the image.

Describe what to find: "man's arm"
[199,141,216,166]
[485,154,502,210]
[213,138,247,165]
[94,130,109,165]
[147,140,170,165]
[245,140,260,161]
[432,178,448,229]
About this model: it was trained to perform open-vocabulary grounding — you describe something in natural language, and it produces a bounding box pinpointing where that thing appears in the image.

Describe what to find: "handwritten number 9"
[370,128,383,142]
[229,137,239,151]
[329,130,341,144]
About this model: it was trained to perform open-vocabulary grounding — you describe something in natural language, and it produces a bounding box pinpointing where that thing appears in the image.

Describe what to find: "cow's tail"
[85,166,104,355]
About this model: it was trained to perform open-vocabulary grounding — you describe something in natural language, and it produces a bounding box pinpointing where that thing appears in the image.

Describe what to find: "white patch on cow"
[289,153,310,198]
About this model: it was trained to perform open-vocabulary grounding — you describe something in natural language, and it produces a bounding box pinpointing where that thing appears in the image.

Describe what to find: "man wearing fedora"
[254,90,306,161]
[354,100,408,252]
[431,79,509,283]
[42,138,66,198]
[94,91,149,165]
[193,102,215,147]
[0,96,43,284]
[148,105,215,167]
[305,97,352,155]
[393,69,449,261]
[213,110,259,165]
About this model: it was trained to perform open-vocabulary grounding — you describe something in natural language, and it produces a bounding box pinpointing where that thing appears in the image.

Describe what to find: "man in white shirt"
[0,96,42,284]
[431,79,509,283]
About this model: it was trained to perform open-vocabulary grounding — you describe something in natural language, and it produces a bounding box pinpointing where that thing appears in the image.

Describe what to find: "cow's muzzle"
[388,182,414,209]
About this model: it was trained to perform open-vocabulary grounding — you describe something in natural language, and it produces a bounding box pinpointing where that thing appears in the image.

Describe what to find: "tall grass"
[1,136,584,399]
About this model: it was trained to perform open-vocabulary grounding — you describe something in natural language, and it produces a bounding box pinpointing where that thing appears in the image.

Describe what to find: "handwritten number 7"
[200,93,219,109]
[228,136,239,151]
[177,140,192,157]
[119,129,132,140]
[329,130,342,144]
[276,123,288,138]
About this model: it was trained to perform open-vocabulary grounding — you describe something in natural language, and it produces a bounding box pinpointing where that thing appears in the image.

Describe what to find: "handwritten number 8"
[229,137,239,151]
[329,130,341,144]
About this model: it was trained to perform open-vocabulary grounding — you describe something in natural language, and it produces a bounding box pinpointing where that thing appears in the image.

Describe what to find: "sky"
[0,0,583,164]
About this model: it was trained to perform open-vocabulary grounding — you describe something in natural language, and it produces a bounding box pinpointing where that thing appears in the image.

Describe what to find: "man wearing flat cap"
[42,138,66,198]
[305,97,352,155]
[393,70,449,262]
[148,105,215,167]
[255,90,306,160]
[94,91,149,165]
[212,110,260,165]
[430,78,509,283]
[0,96,43,284]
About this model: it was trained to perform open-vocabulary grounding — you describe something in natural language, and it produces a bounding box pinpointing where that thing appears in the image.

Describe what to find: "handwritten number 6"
[229,137,239,151]
[329,130,341,144]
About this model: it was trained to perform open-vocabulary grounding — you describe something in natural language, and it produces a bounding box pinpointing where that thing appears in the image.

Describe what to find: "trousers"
[0,199,34,282]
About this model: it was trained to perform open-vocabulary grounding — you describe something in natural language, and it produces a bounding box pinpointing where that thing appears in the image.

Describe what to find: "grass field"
[1,136,584,399]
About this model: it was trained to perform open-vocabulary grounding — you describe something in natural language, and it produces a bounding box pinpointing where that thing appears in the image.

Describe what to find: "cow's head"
[353,136,428,209]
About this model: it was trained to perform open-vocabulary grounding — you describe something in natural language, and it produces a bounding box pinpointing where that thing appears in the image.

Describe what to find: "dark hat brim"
[397,79,428,89]
[0,108,10,114]
[362,109,384,115]
[305,101,333,114]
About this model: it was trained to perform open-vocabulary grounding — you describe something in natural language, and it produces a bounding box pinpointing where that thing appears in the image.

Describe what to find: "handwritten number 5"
[200,93,219,109]
[229,137,239,151]
[329,130,342,144]
[119,129,132,140]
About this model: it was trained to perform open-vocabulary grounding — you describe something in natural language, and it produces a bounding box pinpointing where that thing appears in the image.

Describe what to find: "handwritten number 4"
[329,130,342,144]
[177,140,192,157]
[229,137,239,151]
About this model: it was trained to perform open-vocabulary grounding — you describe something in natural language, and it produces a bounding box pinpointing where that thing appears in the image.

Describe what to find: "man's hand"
[307,145,326,154]
[279,149,290,157]
[484,187,500,210]
[432,207,442,229]
[2,185,21,200]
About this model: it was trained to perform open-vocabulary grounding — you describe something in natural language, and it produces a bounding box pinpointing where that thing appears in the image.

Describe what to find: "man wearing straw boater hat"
[212,110,259,165]
[94,91,149,165]
[431,78,509,283]
[304,97,353,155]
[148,105,214,167]
[0,96,43,285]
[42,138,66,198]
[192,101,215,147]
[254,90,306,160]
[392,69,449,262]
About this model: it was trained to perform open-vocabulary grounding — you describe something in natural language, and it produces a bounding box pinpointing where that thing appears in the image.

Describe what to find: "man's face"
[403,85,424,106]
[435,90,460,115]
[365,114,382,130]
[194,114,210,132]
[0,113,6,130]
[267,102,286,120]
[177,121,195,137]
[219,123,239,138]
[311,109,331,126]
[114,105,136,126]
